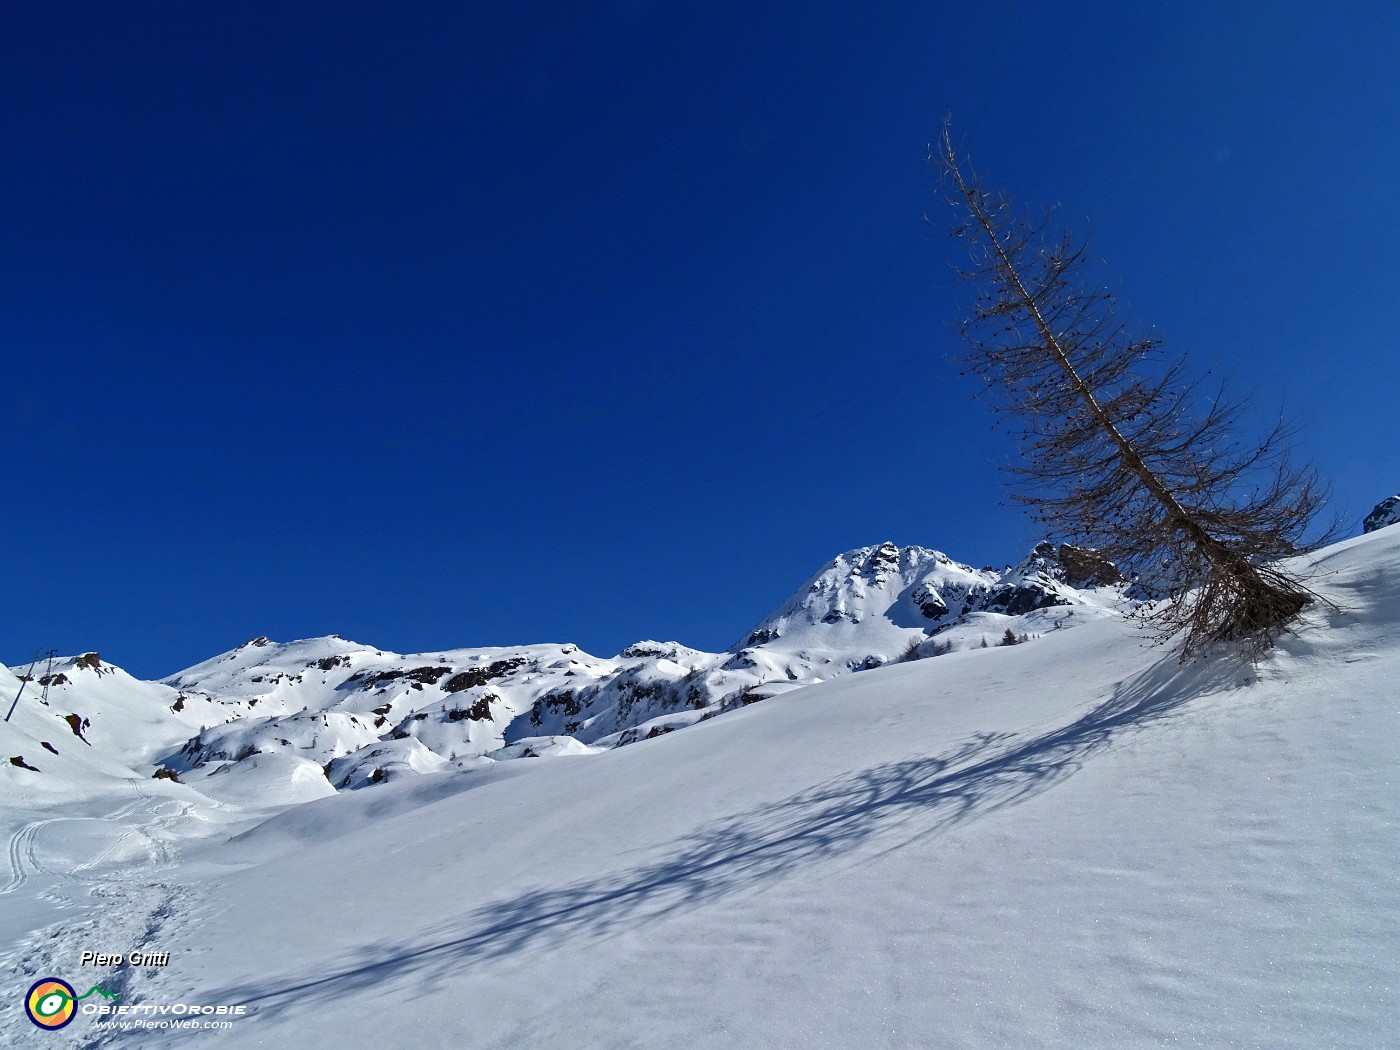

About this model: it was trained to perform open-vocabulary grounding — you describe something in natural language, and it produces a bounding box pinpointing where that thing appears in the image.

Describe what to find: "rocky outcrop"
[1054,544,1125,588]
[1363,496,1400,534]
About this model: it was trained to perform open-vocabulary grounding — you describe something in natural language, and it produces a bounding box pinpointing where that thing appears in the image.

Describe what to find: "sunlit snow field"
[3,530,1397,1048]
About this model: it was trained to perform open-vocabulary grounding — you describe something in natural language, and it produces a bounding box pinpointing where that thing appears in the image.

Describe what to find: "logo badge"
[26,978,79,1030]
[24,978,117,1030]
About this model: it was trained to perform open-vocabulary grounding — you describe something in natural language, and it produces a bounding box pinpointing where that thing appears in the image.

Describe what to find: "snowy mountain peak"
[1363,495,1400,533]
[163,635,380,690]
[616,640,705,662]
[730,539,1128,675]
[980,542,1126,617]
[735,543,963,649]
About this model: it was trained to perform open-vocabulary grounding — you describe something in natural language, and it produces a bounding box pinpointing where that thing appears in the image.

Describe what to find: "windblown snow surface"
[3,528,1398,1048]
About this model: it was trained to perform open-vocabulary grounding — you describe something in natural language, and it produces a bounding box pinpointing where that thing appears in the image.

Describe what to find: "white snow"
[2,530,1396,1048]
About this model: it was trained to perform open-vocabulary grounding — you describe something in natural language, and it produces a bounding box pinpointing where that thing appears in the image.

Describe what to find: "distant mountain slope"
[7,540,1129,801]
[734,539,1123,657]
[0,652,242,805]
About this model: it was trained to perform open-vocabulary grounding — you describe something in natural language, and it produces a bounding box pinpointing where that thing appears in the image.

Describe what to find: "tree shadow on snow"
[208,651,1245,1020]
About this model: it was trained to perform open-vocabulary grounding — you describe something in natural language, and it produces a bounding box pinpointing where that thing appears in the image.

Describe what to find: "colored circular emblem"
[26,977,78,1030]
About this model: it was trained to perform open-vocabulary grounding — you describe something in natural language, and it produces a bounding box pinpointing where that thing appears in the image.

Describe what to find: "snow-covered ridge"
[1363,494,1400,533]
[5,540,1128,801]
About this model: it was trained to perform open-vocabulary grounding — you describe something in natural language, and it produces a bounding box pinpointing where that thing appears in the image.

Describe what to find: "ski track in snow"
[1,781,187,895]
[0,778,217,1050]
[2,820,53,895]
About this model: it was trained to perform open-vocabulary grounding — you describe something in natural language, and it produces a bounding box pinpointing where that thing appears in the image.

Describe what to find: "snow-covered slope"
[5,539,1127,801]
[1,652,242,805]
[3,528,1394,1048]
[733,539,1123,666]
[160,636,619,789]
[520,541,1126,750]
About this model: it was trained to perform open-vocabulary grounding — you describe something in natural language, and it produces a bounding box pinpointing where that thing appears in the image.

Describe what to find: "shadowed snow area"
[3,530,1398,1048]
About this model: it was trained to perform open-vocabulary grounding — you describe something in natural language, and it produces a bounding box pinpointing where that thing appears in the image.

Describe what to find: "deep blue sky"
[4,2,1398,678]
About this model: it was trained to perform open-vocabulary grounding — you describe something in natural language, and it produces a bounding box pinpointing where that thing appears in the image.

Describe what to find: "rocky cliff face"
[1363,496,1400,534]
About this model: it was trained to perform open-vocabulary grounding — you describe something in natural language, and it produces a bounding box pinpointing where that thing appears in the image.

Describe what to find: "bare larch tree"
[936,127,1330,659]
